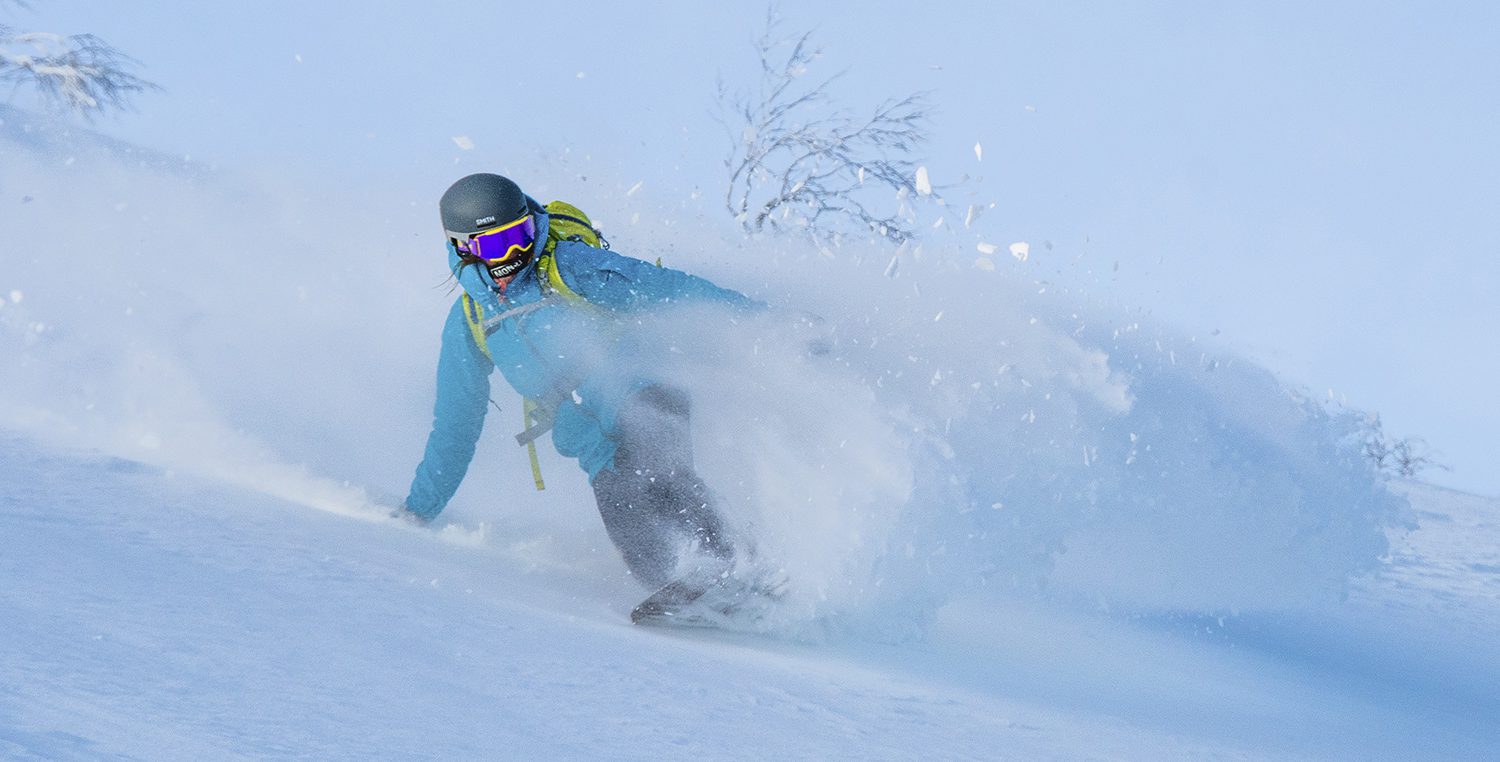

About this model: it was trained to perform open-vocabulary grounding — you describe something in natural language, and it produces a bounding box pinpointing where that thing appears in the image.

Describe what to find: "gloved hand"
[389,500,433,527]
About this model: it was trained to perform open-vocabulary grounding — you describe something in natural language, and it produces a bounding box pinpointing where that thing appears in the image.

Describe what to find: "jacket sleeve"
[403,298,492,520]
[555,243,764,313]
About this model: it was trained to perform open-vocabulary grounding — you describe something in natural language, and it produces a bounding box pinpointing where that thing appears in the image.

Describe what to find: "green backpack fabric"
[544,200,609,252]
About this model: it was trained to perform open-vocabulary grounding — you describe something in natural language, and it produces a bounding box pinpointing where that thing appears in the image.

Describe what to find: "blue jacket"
[404,197,758,521]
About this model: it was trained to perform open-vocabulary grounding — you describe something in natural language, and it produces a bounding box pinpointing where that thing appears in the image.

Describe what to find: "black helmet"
[440,173,528,241]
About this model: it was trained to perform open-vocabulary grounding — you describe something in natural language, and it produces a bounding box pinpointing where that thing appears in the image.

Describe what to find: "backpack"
[459,200,610,490]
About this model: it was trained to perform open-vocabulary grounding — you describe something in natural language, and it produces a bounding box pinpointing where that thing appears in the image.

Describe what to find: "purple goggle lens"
[470,214,536,266]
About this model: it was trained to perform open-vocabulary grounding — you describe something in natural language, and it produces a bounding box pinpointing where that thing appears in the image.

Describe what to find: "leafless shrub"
[1360,414,1447,479]
[1,5,157,118]
[718,8,939,246]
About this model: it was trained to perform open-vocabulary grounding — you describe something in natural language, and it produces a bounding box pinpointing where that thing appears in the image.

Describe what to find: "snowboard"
[630,571,785,629]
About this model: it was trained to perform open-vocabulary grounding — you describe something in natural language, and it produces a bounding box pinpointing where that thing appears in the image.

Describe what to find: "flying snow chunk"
[576,71,586,79]
[857,166,866,185]
[1009,241,1030,261]
[977,242,998,255]
[965,204,982,229]
[974,142,983,161]
[915,166,933,196]
[8,290,21,304]
[974,257,995,272]
[294,53,303,63]
[626,181,644,196]
[452,136,475,151]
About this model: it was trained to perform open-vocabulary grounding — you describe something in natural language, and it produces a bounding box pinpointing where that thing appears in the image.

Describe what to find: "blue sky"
[16,0,1499,493]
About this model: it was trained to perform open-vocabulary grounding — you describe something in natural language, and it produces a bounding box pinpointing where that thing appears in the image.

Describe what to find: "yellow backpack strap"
[536,251,587,306]
[461,293,492,359]
[522,399,546,490]
[537,199,611,309]
[464,295,545,491]
[495,200,610,492]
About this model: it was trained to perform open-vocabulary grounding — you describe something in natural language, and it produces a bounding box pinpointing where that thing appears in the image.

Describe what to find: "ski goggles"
[453,214,537,279]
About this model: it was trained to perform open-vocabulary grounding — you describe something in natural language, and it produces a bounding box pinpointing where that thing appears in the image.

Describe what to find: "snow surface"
[2,428,1498,759]
[3,108,1499,759]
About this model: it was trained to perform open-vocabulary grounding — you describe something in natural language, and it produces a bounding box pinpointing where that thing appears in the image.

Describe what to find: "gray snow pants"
[590,385,734,590]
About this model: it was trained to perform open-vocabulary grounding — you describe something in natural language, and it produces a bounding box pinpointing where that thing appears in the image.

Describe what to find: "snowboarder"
[399,173,762,622]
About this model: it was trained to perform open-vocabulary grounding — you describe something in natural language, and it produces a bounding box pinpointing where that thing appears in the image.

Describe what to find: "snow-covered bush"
[718,9,940,247]
[0,2,155,117]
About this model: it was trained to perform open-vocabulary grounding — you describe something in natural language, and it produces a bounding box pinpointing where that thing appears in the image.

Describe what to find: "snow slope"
[2,435,1497,760]
[4,111,1498,759]
[0,435,1234,760]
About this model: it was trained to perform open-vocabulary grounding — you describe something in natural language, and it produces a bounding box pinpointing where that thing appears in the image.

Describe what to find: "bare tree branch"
[1359,414,1448,480]
[0,16,158,118]
[719,8,939,247]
